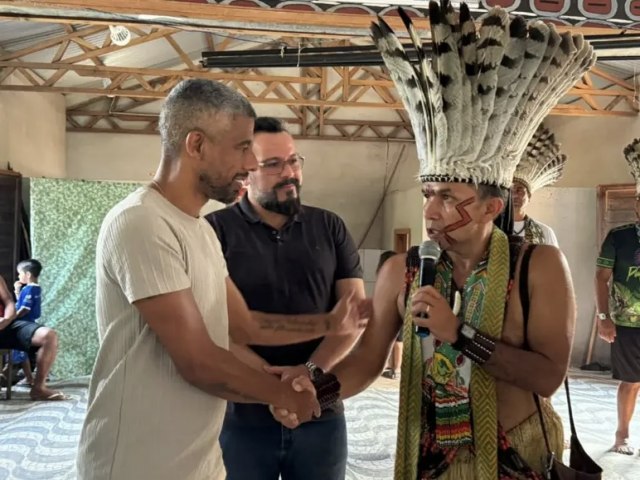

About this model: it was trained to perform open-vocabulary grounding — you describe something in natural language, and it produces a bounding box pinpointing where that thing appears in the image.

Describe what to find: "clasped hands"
[264,364,318,429]
[264,294,372,428]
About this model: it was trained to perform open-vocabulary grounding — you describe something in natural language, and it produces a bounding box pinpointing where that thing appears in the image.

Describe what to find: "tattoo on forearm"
[259,315,325,334]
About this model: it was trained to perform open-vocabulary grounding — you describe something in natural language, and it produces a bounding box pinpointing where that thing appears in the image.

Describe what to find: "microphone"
[415,240,442,337]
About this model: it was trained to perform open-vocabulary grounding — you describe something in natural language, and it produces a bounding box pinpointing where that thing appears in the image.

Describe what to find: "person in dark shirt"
[207,117,365,480]
[596,223,640,455]
[595,137,640,455]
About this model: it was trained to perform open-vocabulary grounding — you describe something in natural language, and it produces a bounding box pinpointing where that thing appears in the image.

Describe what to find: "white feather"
[369,1,595,188]
[513,124,567,193]
[624,139,640,195]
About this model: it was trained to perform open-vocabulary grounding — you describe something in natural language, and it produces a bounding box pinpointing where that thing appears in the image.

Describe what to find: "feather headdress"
[623,138,640,195]
[370,0,596,188]
[513,124,567,194]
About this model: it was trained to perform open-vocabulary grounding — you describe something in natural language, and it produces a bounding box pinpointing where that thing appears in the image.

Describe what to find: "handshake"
[264,366,322,429]
[264,295,372,428]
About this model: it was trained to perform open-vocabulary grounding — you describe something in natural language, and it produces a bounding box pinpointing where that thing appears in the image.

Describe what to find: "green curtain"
[30,178,141,379]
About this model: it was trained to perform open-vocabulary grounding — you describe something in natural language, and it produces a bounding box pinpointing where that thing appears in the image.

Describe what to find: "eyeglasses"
[258,154,305,176]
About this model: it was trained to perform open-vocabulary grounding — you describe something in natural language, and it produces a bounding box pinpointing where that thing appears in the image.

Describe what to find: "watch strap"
[312,372,341,411]
[304,361,323,381]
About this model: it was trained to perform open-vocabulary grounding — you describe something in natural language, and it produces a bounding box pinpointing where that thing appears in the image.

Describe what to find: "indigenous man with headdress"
[512,124,566,246]
[595,138,640,456]
[271,1,595,479]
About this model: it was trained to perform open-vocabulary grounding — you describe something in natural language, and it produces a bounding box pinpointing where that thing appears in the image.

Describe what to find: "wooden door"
[394,228,411,253]
[0,170,21,289]
[597,183,637,247]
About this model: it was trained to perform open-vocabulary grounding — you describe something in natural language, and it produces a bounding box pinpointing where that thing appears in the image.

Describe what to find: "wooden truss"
[0,2,637,140]
[553,67,640,118]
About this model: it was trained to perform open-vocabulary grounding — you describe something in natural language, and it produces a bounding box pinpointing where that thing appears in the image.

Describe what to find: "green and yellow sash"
[394,227,510,480]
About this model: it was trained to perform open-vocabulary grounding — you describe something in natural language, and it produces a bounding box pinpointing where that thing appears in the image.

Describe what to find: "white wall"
[66,132,406,248]
[359,248,385,296]
[382,186,424,250]
[380,149,424,251]
[292,139,390,249]
[66,132,160,182]
[546,115,640,188]
[0,91,66,177]
[525,187,608,366]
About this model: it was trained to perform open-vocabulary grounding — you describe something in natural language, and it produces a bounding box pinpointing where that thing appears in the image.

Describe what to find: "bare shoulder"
[377,253,407,288]
[374,252,408,315]
[529,244,569,273]
[356,252,407,350]
[515,244,575,378]
[525,244,573,293]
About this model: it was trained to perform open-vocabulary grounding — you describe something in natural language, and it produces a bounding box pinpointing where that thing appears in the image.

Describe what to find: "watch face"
[597,313,608,320]
[461,324,475,339]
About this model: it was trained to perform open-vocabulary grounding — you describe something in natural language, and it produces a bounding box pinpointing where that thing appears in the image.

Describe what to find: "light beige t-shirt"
[77,187,228,480]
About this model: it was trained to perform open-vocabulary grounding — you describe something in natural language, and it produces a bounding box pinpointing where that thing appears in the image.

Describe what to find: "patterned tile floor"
[1,370,640,479]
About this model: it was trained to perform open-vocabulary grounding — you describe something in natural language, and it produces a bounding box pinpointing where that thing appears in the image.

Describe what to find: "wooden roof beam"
[0,0,428,39]
[0,61,324,84]
[0,24,107,61]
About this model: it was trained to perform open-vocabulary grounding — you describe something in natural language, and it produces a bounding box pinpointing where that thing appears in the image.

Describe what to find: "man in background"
[208,117,365,480]
[595,138,640,455]
[511,124,566,246]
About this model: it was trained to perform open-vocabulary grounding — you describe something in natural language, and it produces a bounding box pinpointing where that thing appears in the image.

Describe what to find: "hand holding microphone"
[412,240,461,340]
[414,240,441,337]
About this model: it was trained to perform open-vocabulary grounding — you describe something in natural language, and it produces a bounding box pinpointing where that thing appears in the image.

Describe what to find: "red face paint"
[442,196,476,244]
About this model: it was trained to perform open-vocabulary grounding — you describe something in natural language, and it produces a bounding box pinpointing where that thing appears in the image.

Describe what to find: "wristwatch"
[304,361,323,381]
[451,323,477,351]
[597,313,610,321]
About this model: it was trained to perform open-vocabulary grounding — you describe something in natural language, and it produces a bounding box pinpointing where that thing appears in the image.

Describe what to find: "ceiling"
[0,0,637,141]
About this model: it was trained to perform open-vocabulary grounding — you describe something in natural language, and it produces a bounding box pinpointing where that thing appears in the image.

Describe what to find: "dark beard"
[199,172,246,205]
[257,178,302,216]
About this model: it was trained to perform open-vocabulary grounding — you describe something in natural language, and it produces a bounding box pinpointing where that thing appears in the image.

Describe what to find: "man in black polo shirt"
[206,117,364,480]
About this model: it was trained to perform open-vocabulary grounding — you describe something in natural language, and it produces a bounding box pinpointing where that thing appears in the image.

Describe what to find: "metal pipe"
[201,39,640,69]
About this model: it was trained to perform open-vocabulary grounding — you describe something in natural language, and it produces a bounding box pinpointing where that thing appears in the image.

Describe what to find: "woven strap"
[471,227,510,480]
[394,247,422,480]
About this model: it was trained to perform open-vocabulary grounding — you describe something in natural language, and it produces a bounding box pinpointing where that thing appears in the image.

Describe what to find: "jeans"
[220,409,347,480]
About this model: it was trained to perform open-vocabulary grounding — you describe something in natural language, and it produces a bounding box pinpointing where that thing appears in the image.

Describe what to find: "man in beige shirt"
[76,79,364,480]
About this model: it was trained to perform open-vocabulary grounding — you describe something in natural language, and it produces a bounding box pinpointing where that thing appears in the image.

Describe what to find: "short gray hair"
[159,79,256,159]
